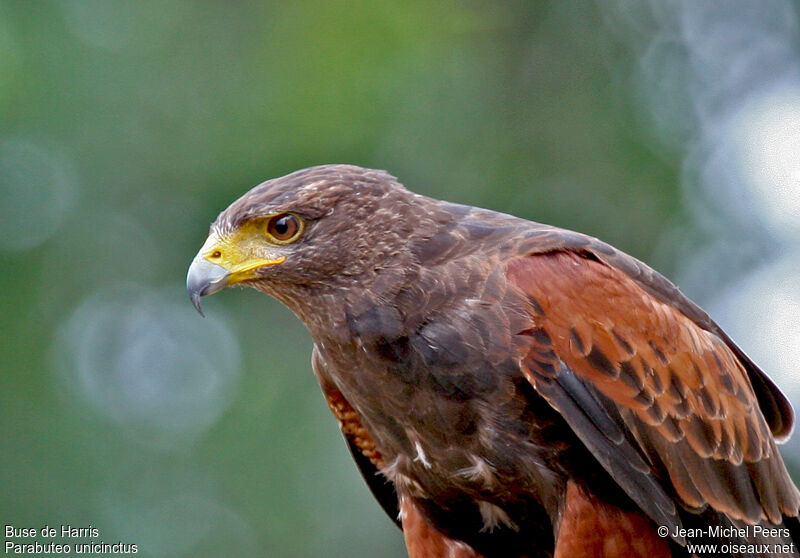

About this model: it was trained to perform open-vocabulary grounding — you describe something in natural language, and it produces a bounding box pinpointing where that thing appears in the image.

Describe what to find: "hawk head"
[186,164,431,316]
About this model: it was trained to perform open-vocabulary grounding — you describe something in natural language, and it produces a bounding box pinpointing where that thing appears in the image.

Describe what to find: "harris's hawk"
[187,165,800,558]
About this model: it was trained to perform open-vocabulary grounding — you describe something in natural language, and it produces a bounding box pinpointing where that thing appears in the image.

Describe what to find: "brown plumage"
[187,164,800,558]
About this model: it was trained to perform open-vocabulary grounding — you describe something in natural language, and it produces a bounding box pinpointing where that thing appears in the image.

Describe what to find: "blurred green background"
[2,1,799,557]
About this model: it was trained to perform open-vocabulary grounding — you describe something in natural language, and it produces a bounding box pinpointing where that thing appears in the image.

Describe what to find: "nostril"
[210,250,222,259]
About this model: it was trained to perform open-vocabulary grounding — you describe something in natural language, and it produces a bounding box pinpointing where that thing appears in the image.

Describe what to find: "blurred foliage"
[1,1,795,557]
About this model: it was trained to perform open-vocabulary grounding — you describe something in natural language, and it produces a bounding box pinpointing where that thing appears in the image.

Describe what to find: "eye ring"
[265,213,303,244]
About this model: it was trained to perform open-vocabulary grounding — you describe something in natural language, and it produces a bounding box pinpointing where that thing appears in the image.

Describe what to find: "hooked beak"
[186,256,230,317]
[186,231,286,317]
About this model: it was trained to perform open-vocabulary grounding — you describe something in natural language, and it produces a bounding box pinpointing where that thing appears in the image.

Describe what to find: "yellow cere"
[201,220,287,285]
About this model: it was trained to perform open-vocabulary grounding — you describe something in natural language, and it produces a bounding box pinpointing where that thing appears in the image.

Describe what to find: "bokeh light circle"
[54,284,241,449]
[0,139,77,253]
[98,464,258,557]
[732,84,800,240]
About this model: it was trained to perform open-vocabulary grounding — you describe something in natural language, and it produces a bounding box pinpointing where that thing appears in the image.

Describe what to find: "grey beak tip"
[190,291,206,318]
[187,256,230,318]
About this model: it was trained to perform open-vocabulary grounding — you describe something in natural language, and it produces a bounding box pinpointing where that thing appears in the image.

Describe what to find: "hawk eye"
[265,213,302,243]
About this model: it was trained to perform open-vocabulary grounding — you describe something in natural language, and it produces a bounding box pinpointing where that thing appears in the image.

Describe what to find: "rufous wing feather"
[506,251,800,527]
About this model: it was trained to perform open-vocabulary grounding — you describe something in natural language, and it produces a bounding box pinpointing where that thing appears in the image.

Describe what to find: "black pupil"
[274,217,290,235]
[272,215,296,238]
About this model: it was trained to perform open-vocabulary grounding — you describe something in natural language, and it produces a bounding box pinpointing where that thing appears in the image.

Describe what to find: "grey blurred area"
[1,1,797,556]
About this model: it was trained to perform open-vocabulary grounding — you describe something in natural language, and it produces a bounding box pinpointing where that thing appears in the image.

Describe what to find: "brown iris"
[266,213,302,243]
